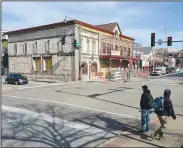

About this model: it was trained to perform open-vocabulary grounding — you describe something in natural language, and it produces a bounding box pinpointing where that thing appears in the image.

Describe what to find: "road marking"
[17,82,86,90]
[2,94,141,120]
[7,84,85,94]
[133,81,180,86]
[2,105,117,136]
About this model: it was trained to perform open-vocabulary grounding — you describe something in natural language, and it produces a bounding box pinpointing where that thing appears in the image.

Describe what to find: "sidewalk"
[98,116,183,147]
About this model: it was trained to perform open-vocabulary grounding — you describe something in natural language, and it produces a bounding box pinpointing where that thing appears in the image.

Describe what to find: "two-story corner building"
[5,19,135,81]
[5,20,101,81]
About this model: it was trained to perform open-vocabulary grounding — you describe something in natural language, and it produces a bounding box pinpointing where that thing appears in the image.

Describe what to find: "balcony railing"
[111,50,120,56]
[100,49,131,58]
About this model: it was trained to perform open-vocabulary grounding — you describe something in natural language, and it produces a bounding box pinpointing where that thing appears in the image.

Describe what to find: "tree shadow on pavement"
[55,87,140,110]
[2,103,179,147]
[1,104,115,147]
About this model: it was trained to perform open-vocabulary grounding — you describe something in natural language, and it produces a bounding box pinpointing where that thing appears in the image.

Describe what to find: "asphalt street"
[2,79,183,147]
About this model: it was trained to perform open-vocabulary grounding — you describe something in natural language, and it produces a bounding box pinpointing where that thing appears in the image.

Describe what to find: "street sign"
[158,39,163,45]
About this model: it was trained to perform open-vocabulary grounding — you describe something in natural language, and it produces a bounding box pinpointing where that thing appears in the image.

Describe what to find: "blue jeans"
[141,109,150,132]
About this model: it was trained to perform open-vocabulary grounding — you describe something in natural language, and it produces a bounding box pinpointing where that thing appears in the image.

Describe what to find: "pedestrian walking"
[151,89,176,140]
[140,85,152,133]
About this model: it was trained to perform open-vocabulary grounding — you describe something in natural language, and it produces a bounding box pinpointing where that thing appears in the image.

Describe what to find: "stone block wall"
[52,55,75,81]
[9,56,32,73]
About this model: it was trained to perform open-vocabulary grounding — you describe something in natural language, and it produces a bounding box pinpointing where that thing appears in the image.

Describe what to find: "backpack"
[152,96,165,116]
[147,93,154,106]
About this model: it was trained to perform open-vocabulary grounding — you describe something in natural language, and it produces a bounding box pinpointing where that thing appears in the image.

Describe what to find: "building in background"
[1,30,9,75]
[5,19,135,81]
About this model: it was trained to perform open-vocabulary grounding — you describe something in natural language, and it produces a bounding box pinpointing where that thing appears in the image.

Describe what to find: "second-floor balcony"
[100,49,131,59]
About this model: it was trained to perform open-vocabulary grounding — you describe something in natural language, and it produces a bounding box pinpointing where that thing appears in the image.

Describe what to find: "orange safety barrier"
[91,72,108,83]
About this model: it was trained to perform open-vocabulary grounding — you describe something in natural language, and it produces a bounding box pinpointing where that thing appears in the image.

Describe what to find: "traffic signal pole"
[155,40,183,43]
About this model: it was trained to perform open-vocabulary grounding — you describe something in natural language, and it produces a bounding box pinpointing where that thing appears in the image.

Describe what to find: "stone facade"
[9,56,32,73]
[8,25,78,81]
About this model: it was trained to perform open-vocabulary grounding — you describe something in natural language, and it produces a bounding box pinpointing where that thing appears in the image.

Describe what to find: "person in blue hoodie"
[151,89,176,140]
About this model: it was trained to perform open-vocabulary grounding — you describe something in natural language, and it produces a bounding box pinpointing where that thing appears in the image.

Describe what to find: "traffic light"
[61,37,65,45]
[73,39,80,48]
[151,33,155,47]
[167,36,172,46]
[74,39,77,48]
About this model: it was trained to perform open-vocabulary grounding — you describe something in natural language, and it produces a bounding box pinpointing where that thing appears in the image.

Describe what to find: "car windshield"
[14,74,24,79]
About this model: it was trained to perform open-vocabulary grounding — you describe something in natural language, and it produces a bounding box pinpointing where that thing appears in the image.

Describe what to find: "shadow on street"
[1,103,175,147]
[55,86,140,110]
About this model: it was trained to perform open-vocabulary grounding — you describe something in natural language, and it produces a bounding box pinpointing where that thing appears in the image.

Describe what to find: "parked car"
[151,68,163,76]
[5,73,28,85]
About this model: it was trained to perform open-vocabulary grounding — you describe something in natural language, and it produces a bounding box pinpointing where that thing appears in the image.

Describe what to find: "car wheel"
[5,80,8,84]
[15,81,19,85]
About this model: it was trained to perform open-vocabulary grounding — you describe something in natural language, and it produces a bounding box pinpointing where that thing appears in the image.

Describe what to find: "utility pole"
[78,24,82,80]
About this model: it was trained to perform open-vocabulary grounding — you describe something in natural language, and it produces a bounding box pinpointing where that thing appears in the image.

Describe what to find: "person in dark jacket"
[152,89,176,140]
[140,85,152,133]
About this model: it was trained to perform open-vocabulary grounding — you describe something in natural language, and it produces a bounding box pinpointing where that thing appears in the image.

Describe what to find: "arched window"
[91,62,98,73]
[82,62,88,75]
[115,30,118,37]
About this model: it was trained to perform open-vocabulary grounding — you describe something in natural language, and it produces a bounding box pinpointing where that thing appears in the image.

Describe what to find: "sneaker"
[151,133,154,140]
[140,130,146,133]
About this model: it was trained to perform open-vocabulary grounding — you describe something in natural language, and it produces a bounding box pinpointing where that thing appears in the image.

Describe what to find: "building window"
[23,43,27,55]
[43,57,52,72]
[120,46,123,56]
[91,62,98,73]
[87,38,90,53]
[102,42,106,54]
[107,43,111,54]
[115,44,118,50]
[128,48,131,57]
[57,40,62,52]
[14,44,17,55]
[33,41,37,54]
[82,62,88,75]
[33,57,41,71]
[115,30,118,37]
[92,39,96,53]
[124,47,127,56]
[45,40,50,52]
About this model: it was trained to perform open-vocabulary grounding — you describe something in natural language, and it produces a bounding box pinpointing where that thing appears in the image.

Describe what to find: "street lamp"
[165,27,167,45]
[63,16,82,81]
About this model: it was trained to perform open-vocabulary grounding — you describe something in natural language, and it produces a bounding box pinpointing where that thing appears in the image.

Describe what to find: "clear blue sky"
[2,2,183,49]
